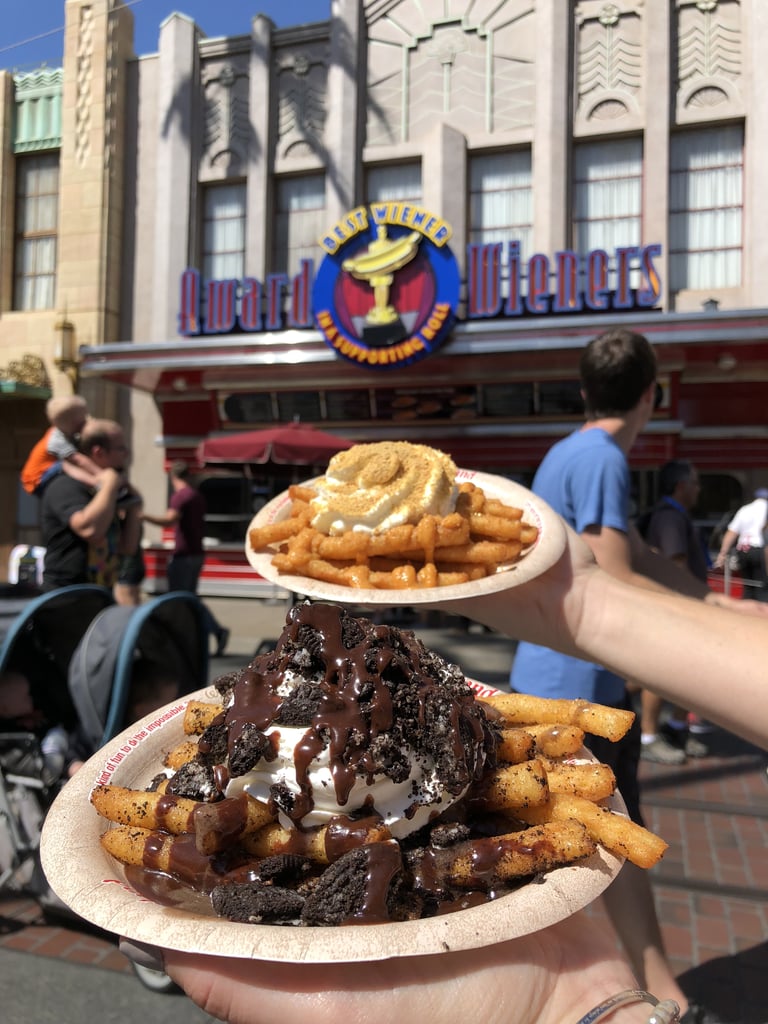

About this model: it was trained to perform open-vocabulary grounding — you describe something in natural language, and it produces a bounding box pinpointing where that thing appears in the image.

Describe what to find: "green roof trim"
[0,380,52,399]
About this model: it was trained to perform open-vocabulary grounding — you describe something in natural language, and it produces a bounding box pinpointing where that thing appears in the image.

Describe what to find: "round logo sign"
[313,203,461,369]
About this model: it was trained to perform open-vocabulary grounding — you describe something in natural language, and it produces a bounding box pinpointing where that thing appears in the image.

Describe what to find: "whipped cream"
[310,441,458,535]
[226,725,465,839]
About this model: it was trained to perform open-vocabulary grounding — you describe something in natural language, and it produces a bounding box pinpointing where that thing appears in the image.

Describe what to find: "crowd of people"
[11,329,768,1024]
[19,397,229,655]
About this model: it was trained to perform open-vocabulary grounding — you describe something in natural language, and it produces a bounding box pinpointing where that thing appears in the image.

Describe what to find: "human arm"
[589,521,763,616]
[443,526,768,748]
[712,528,738,570]
[64,449,102,478]
[68,469,121,542]
[556,441,707,601]
[142,506,179,528]
[581,521,709,600]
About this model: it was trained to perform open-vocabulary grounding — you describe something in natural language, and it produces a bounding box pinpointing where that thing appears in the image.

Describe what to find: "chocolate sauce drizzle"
[221,602,493,831]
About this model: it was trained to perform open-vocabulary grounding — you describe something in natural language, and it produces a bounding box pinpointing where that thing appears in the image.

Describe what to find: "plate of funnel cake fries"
[41,603,667,964]
[245,441,566,604]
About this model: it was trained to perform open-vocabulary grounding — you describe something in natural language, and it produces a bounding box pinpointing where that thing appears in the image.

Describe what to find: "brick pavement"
[640,728,768,1023]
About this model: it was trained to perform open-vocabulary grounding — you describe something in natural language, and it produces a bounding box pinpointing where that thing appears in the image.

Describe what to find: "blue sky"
[1,0,331,70]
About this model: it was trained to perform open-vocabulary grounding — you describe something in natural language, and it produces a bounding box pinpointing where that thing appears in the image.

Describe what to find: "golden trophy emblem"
[342,226,421,342]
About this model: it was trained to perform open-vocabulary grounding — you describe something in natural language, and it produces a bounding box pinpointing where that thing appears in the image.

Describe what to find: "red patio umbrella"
[197,422,353,467]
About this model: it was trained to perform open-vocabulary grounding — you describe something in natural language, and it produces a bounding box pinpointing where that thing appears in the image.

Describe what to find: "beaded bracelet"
[575,989,681,1024]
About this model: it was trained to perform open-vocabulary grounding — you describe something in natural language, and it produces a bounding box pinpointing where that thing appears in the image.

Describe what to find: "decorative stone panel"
[200,56,252,177]
[365,0,536,146]
[574,1,644,133]
[675,0,743,121]
[74,2,94,167]
[274,43,328,160]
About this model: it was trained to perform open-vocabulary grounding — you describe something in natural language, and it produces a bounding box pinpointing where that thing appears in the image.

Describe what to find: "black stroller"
[0,586,210,899]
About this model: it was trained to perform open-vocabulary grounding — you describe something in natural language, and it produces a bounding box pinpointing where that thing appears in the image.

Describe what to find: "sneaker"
[214,628,230,657]
[684,733,709,758]
[640,733,687,764]
[687,712,714,734]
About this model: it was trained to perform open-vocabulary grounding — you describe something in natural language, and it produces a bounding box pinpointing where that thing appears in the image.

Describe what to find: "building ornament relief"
[275,50,327,158]
[576,1,643,123]
[366,1,536,143]
[0,355,49,388]
[75,3,95,167]
[676,0,742,112]
[203,60,251,171]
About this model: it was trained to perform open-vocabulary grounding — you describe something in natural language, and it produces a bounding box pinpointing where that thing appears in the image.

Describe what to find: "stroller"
[0,586,210,898]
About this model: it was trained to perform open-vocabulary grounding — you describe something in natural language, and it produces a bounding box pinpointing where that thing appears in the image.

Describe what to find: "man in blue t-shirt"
[510,328,715,1021]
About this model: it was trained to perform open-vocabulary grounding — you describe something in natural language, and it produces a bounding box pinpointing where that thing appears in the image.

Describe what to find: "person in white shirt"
[713,488,768,601]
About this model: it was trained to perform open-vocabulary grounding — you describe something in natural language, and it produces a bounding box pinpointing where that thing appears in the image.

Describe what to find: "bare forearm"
[142,510,175,528]
[713,529,738,568]
[443,542,768,749]
[629,534,709,599]
[70,476,120,541]
[577,575,767,746]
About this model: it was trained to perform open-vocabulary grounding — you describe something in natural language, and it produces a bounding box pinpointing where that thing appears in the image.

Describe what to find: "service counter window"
[197,468,333,544]
[197,474,253,544]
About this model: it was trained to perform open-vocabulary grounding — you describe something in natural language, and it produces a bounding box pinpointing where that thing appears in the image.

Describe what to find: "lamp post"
[53,314,79,389]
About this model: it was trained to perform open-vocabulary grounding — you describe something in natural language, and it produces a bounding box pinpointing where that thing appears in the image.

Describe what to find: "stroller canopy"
[0,586,115,731]
[68,591,210,751]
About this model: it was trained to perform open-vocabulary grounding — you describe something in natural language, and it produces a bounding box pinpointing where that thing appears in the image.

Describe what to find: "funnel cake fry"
[91,784,201,834]
[240,818,393,865]
[513,793,668,868]
[474,759,550,810]
[192,794,276,855]
[183,700,224,735]
[428,820,596,890]
[164,739,200,769]
[524,724,585,758]
[479,694,634,742]
[544,762,617,801]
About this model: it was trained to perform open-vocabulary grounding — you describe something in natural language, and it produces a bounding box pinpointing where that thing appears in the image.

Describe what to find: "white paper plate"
[245,471,567,606]
[40,683,624,963]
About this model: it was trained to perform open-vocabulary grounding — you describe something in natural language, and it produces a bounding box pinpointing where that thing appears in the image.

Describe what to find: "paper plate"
[40,683,625,964]
[245,470,567,606]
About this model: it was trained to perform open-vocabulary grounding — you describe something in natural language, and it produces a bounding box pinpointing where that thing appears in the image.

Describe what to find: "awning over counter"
[78,308,768,394]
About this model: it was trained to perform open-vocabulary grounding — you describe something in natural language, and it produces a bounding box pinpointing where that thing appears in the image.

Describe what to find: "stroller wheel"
[131,961,181,994]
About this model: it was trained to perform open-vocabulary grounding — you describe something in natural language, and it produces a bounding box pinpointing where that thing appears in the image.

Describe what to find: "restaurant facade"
[2,0,767,593]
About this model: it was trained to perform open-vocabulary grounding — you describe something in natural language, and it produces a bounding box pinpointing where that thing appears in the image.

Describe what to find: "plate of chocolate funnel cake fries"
[41,602,668,963]
[245,441,567,605]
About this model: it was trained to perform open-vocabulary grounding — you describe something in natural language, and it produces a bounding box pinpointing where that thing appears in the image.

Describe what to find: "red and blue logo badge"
[313,203,461,369]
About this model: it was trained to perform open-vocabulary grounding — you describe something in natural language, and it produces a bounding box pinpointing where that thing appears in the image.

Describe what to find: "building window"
[669,125,743,291]
[469,151,533,258]
[366,163,422,203]
[273,174,326,274]
[14,153,59,310]
[202,183,246,281]
[573,138,642,255]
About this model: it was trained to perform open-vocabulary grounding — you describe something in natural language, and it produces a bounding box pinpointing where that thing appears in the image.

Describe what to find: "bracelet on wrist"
[575,989,680,1024]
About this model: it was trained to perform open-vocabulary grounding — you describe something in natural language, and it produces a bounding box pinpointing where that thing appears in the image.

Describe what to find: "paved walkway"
[1,610,766,1022]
